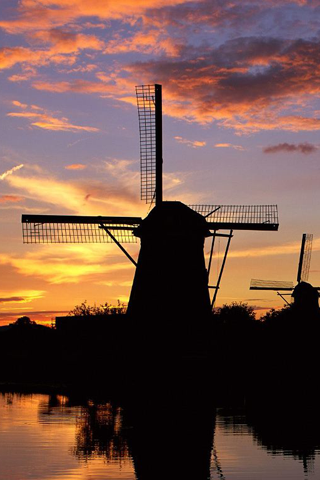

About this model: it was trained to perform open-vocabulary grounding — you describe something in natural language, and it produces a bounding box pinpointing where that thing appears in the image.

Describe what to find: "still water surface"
[0,392,319,480]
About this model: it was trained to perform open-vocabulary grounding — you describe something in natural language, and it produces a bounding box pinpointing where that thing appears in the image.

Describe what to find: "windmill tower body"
[127,201,212,319]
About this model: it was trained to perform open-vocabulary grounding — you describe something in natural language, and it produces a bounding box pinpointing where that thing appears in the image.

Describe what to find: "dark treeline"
[0,300,319,409]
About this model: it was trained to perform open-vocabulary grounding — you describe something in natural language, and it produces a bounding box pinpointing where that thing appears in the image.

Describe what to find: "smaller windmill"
[250,234,317,305]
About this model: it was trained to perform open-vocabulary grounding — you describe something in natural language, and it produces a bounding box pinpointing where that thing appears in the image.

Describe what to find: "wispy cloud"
[174,136,206,148]
[65,164,87,170]
[0,247,136,285]
[263,142,318,154]
[7,101,99,132]
[227,237,320,259]
[0,290,45,305]
[0,195,24,204]
[5,161,143,216]
[0,164,24,181]
[214,143,244,150]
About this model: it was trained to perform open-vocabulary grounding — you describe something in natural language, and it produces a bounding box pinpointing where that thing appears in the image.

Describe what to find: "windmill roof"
[136,201,211,237]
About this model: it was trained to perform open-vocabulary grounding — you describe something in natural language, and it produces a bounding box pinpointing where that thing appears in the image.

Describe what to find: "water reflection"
[127,395,216,479]
[1,390,320,479]
[247,406,320,476]
[73,402,130,461]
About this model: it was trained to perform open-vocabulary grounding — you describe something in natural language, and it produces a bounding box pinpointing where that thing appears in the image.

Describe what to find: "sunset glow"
[1,0,320,325]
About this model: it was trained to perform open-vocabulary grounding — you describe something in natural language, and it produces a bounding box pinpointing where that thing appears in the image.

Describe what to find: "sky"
[1,0,320,326]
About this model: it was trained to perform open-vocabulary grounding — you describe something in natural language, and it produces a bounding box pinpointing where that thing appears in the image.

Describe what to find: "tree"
[215,302,256,326]
[260,305,292,326]
[13,316,36,327]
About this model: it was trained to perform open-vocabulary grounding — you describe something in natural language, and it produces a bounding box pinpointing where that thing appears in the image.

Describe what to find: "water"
[0,392,319,480]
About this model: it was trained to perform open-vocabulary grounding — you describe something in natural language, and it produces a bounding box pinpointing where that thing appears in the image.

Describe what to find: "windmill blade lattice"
[250,279,294,291]
[136,85,157,204]
[297,233,313,283]
[22,215,141,244]
[190,204,278,231]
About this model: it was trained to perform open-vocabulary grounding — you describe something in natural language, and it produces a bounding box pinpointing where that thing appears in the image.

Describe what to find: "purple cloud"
[263,142,318,154]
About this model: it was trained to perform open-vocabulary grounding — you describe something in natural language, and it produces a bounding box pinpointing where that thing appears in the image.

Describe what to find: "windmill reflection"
[36,383,320,479]
[71,382,216,480]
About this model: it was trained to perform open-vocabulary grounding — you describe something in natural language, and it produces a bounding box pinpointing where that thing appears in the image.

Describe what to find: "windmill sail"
[22,215,141,244]
[190,204,278,231]
[136,84,162,205]
[250,279,294,291]
[297,233,313,283]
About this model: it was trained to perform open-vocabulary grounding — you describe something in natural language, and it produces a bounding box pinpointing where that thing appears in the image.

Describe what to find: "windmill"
[250,233,318,306]
[22,84,279,320]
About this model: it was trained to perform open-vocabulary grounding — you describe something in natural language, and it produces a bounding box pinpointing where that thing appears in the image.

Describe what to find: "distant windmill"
[250,233,317,305]
[22,85,279,319]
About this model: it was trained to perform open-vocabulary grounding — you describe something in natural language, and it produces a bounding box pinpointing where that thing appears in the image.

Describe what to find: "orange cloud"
[0,195,24,204]
[0,29,104,71]
[0,45,79,71]
[214,143,244,150]
[104,29,181,57]
[29,28,105,53]
[32,78,119,94]
[0,1,187,34]
[12,100,28,108]
[65,164,87,170]
[174,136,206,148]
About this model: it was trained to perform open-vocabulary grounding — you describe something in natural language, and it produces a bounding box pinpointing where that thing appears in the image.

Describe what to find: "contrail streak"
[0,164,24,180]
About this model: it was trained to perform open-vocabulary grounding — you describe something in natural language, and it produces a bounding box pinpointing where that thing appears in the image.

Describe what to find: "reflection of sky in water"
[212,412,320,480]
[0,393,135,480]
[0,393,319,480]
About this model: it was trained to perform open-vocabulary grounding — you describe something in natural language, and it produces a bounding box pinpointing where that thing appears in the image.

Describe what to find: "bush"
[260,305,293,326]
[68,300,127,316]
[13,316,36,327]
[215,302,256,326]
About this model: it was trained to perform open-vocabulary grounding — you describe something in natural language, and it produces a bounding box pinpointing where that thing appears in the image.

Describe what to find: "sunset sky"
[1,0,320,325]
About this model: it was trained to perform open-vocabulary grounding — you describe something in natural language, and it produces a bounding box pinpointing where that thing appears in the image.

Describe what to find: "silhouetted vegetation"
[68,300,127,316]
[12,316,37,327]
[0,299,319,406]
[214,301,256,325]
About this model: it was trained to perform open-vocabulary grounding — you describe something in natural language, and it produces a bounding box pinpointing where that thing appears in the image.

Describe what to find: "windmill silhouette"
[250,233,318,305]
[22,84,279,319]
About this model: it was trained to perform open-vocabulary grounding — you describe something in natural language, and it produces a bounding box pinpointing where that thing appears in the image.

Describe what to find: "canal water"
[0,392,319,480]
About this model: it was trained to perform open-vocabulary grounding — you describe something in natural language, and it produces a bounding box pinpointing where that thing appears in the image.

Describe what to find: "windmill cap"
[292,281,319,297]
[135,201,211,238]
